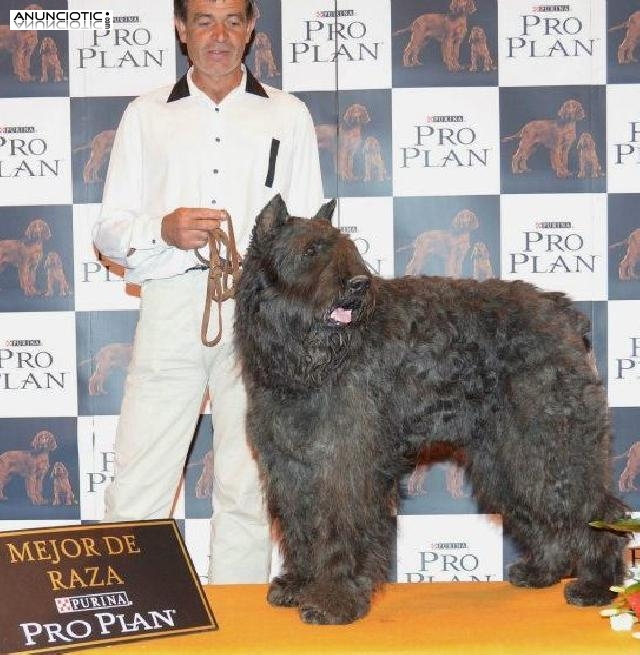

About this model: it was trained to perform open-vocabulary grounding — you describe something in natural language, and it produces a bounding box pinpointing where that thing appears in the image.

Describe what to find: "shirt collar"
[167,65,268,103]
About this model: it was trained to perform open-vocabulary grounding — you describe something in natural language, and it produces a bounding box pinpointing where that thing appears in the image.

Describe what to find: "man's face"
[175,0,255,81]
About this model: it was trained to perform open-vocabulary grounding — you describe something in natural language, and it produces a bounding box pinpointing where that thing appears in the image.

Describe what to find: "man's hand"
[161,208,228,250]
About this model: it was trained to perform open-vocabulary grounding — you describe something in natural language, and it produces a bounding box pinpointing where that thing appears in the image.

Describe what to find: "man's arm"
[93,103,222,266]
[283,103,325,218]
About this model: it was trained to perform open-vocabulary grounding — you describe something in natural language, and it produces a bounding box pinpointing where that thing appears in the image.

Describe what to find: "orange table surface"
[72,581,638,655]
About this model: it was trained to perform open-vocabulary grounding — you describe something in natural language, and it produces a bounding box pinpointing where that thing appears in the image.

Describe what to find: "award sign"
[0,520,217,654]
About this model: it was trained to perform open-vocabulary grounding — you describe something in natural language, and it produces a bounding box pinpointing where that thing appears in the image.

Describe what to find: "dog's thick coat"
[235,196,627,625]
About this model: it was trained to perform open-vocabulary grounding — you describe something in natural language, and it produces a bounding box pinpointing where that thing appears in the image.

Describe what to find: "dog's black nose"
[347,275,370,292]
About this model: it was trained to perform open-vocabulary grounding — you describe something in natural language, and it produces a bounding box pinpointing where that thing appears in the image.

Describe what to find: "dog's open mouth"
[328,306,353,325]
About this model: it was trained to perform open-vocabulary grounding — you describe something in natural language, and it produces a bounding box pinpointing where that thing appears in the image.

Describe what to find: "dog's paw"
[267,575,303,607]
[564,580,617,606]
[298,582,371,625]
[508,559,563,588]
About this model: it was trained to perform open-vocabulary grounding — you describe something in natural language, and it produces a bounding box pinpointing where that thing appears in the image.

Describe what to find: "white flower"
[610,612,636,631]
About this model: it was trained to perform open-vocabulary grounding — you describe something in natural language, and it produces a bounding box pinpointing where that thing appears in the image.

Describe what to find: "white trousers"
[103,271,271,583]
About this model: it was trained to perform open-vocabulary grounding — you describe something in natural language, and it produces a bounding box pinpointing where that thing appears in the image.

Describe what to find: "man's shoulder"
[260,83,309,116]
[128,81,183,113]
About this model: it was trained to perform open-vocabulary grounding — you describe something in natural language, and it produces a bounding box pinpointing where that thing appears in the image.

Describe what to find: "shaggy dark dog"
[234,195,627,625]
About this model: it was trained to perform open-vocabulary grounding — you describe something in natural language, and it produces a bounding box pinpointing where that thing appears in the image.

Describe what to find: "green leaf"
[589,519,640,532]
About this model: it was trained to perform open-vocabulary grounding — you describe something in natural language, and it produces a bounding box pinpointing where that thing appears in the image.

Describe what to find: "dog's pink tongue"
[330,307,352,324]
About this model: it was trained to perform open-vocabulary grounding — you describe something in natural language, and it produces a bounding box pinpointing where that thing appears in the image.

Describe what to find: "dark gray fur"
[234,195,627,625]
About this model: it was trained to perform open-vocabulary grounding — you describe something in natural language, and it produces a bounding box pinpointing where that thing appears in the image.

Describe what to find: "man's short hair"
[174,0,255,22]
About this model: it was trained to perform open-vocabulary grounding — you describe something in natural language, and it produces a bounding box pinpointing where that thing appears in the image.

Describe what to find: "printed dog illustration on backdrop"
[468,26,496,71]
[83,342,133,396]
[502,99,586,177]
[610,227,640,281]
[618,442,640,493]
[316,104,371,182]
[610,11,640,64]
[44,251,71,296]
[576,132,604,179]
[0,4,42,81]
[195,449,214,499]
[39,36,65,82]
[470,241,494,280]
[73,129,116,184]
[0,430,57,505]
[234,195,627,624]
[0,218,52,295]
[253,31,279,79]
[393,0,477,71]
[406,443,467,499]
[50,461,76,505]
[362,136,389,182]
[399,209,479,277]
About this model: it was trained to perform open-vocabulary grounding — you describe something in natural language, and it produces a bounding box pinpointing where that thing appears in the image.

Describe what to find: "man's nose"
[211,23,228,40]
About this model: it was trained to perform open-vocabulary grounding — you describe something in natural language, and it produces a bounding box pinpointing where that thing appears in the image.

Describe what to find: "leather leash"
[194,212,242,347]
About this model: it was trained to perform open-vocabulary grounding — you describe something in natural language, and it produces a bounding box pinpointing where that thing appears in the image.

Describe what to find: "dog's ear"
[255,194,289,237]
[315,198,337,223]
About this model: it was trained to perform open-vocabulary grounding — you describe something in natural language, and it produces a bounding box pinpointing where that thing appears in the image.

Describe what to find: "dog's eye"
[304,244,317,257]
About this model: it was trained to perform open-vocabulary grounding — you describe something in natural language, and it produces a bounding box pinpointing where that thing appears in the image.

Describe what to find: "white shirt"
[93,66,324,283]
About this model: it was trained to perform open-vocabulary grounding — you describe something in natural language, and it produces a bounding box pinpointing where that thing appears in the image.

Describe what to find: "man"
[93,0,324,583]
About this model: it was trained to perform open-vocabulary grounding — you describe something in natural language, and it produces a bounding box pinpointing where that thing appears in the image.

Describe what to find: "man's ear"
[255,194,289,238]
[174,16,187,44]
[315,198,337,223]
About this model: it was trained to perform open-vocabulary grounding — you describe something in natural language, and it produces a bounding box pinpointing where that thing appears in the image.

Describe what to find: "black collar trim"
[167,68,268,103]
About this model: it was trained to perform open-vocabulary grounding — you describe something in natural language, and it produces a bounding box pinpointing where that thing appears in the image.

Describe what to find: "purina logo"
[507,7,597,59]
[74,16,165,70]
[0,340,69,391]
[0,128,60,179]
[291,8,380,64]
[10,10,112,31]
[509,222,597,275]
[400,116,490,170]
[0,126,35,134]
[533,4,571,11]
[613,122,640,165]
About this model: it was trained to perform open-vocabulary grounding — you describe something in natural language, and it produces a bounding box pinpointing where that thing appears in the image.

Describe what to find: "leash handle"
[195,212,242,347]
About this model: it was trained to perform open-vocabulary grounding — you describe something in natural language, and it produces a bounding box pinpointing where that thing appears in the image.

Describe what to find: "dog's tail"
[392,25,413,37]
[501,129,523,143]
[609,238,629,249]
[72,142,92,153]
[608,20,629,32]
[395,243,415,253]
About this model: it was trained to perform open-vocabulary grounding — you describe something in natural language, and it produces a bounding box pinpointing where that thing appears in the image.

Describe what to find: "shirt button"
[215,137,220,142]
[211,199,216,205]
[213,169,219,174]
[215,108,220,112]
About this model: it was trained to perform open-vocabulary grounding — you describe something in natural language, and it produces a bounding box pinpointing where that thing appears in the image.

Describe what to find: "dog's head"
[557,99,585,123]
[451,209,479,233]
[242,195,374,331]
[44,251,61,269]
[31,430,57,452]
[343,103,371,128]
[363,136,381,154]
[40,36,56,53]
[471,241,490,258]
[577,132,595,149]
[25,218,52,242]
[254,31,271,48]
[51,461,67,478]
[469,26,484,42]
[450,0,476,16]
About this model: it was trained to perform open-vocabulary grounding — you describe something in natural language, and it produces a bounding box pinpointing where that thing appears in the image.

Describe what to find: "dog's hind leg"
[564,492,627,606]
